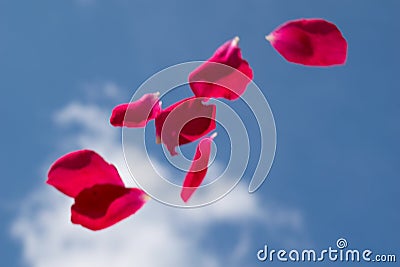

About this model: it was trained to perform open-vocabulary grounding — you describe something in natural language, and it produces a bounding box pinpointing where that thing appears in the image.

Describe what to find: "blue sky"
[1,0,399,266]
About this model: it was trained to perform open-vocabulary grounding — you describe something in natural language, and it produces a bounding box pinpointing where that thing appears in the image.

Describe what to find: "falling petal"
[71,185,148,231]
[266,18,347,66]
[47,150,124,197]
[155,97,216,156]
[181,133,216,202]
[189,37,253,100]
[110,92,161,127]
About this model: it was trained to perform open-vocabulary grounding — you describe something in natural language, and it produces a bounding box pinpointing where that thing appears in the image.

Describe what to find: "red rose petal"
[180,133,216,203]
[71,185,148,231]
[155,97,216,156]
[47,150,124,198]
[266,18,347,66]
[189,37,253,100]
[110,93,161,127]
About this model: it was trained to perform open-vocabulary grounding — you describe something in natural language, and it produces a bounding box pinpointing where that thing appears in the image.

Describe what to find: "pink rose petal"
[47,150,124,198]
[181,133,216,203]
[189,37,253,100]
[71,185,148,231]
[155,97,216,156]
[110,93,161,127]
[266,18,347,66]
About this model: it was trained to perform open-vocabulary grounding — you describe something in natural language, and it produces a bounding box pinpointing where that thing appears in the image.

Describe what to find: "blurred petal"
[181,134,216,202]
[110,93,161,127]
[266,18,347,66]
[189,37,253,100]
[71,185,148,231]
[47,150,124,197]
[155,97,216,156]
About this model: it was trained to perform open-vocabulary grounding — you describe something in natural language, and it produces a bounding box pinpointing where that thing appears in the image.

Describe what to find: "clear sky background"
[1,0,399,266]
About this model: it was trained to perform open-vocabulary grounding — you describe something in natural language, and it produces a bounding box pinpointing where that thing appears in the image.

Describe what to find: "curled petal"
[71,185,148,231]
[181,133,216,203]
[266,18,347,66]
[155,97,216,156]
[189,37,253,100]
[110,93,161,127]
[47,150,124,198]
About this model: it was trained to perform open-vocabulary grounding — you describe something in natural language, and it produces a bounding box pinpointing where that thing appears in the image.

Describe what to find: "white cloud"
[11,100,307,267]
[81,81,126,102]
